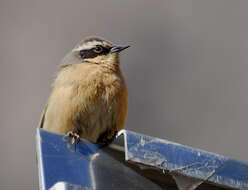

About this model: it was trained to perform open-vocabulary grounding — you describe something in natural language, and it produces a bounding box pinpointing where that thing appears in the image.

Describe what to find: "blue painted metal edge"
[36,128,46,190]
[119,130,248,189]
[49,182,91,190]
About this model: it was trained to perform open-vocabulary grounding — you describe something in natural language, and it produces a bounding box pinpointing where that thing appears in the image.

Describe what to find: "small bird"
[40,37,129,145]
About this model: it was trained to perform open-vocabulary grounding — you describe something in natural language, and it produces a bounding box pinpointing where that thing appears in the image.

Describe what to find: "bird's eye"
[93,46,103,53]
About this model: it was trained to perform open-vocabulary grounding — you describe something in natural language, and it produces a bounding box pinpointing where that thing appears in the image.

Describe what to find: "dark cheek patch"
[80,47,111,59]
[80,50,98,59]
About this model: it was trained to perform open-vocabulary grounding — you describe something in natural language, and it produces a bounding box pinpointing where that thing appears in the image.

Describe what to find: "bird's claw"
[64,131,80,145]
[97,130,117,146]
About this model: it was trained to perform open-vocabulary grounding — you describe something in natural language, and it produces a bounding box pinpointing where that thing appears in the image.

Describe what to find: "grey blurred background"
[1,0,248,189]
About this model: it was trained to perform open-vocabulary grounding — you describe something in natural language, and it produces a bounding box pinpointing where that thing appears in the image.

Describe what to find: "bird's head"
[61,37,129,67]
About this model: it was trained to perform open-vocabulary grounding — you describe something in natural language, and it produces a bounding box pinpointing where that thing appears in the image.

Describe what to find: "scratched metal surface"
[36,128,248,190]
[120,130,248,190]
[36,129,163,190]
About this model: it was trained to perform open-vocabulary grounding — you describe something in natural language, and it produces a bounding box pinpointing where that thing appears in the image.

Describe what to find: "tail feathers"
[39,104,47,128]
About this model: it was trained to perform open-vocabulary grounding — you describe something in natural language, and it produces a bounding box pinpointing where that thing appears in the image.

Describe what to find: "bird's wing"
[115,84,128,131]
[39,104,48,128]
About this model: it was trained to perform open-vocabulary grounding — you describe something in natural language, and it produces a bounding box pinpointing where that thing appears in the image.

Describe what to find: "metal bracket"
[36,129,248,190]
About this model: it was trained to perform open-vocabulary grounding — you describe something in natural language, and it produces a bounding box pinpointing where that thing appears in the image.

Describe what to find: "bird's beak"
[110,45,130,53]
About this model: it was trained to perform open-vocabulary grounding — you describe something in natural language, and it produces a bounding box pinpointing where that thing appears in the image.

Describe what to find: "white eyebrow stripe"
[73,41,103,51]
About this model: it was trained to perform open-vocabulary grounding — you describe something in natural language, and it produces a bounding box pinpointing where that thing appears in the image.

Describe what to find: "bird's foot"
[64,131,80,145]
[97,129,117,146]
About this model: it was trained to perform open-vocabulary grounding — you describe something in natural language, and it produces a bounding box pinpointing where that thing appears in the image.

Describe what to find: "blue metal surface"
[37,129,101,190]
[37,128,248,190]
[121,130,248,189]
[36,129,163,190]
